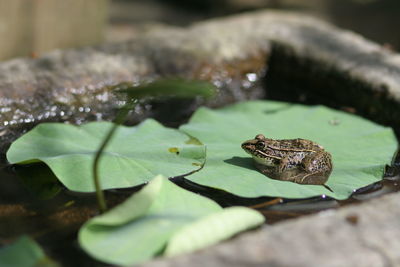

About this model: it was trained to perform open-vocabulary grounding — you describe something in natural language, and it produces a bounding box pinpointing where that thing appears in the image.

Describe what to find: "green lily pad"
[180,100,397,200]
[79,175,264,265]
[7,119,206,192]
[0,236,58,267]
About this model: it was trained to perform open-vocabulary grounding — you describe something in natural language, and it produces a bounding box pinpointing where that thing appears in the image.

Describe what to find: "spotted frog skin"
[241,134,333,185]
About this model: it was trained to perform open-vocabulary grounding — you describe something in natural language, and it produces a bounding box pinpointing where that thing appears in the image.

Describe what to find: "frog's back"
[271,138,325,152]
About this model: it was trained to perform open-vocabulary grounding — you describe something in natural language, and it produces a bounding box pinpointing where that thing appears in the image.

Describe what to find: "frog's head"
[241,134,266,153]
[241,134,278,166]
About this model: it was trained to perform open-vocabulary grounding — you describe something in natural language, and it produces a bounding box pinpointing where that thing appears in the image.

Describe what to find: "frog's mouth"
[241,140,256,154]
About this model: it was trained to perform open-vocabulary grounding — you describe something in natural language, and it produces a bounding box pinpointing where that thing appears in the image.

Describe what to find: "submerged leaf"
[180,100,397,200]
[79,176,264,265]
[7,119,206,192]
[0,236,58,267]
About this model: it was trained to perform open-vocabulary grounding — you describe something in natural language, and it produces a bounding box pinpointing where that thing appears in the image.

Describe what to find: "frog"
[241,134,332,185]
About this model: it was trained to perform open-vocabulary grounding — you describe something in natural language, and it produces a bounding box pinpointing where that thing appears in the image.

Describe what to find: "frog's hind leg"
[297,151,333,185]
[292,172,330,185]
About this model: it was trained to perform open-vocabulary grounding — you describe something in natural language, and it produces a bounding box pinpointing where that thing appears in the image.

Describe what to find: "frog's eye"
[256,141,265,150]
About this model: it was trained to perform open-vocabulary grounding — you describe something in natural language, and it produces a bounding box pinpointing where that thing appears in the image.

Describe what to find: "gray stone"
[143,192,400,267]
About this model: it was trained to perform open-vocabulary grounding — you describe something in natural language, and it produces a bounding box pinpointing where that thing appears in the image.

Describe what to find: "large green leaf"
[7,119,206,192]
[180,100,397,200]
[79,175,264,265]
[0,236,58,267]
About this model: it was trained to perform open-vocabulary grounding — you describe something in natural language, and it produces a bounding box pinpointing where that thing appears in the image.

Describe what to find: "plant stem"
[92,102,135,213]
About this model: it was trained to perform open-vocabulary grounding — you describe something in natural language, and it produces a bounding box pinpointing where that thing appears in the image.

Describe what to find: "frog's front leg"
[267,156,299,181]
[277,156,291,173]
[296,151,333,185]
[254,162,278,179]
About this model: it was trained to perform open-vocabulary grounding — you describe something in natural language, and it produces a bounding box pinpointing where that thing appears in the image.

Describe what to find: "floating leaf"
[180,100,397,200]
[7,119,206,192]
[78,175,264,265]
[0,236,58,267]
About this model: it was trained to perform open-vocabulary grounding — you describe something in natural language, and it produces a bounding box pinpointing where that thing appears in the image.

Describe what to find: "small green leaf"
[0,236,58,267]
[180,100,398,200]
[116,78,216,100]
[78,176,264,265]
[164,207,264,257]
[7,119,206,192]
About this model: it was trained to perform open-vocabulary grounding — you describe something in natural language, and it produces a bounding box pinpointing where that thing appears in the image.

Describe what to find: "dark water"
[0,163,101,266]
[0,162,150,266]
